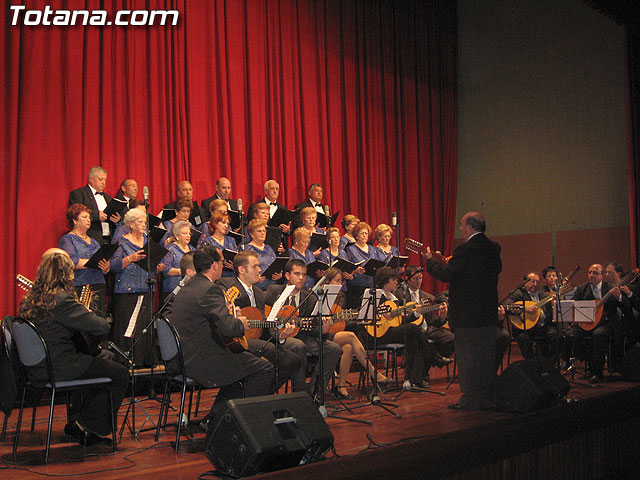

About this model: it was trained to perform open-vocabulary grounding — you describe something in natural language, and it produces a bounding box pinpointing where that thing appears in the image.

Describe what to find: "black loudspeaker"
[491,358,570,413]
[204,392,334,478]
[622,343,640,382]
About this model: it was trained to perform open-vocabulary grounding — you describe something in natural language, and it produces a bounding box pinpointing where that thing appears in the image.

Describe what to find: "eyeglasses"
[588,270,601,275]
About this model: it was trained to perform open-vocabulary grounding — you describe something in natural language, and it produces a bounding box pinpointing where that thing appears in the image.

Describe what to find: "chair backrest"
[155,316,179,362]
[12,319,47,368]
[1,316,13,355]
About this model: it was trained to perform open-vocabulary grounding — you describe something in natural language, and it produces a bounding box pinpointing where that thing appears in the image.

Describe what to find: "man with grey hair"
[425,211,502,410]
[69,166,121,243]
[248,179,291,233]
[114,178,139,210]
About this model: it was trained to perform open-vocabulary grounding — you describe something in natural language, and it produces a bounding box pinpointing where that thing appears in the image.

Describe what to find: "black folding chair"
[11,318,117,463]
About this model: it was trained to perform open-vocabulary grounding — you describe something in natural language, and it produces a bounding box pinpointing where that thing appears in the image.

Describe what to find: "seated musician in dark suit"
[201,177,239,221]
[17,252,130,446]
[369,267,452,391]
[265,259,342,394]
[604,262,638,363]
[68,166,121,243]
[163,180,206,228]
[168,246,274,412]
[567,264,619,383]
[217,250,301,393]
[505,272,558,360]
[395,265,455,359]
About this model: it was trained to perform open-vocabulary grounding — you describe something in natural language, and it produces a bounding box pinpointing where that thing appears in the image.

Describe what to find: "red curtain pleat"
[1,0,458,315]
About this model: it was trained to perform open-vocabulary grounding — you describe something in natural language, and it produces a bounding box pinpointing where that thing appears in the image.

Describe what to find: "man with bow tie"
[68,166,121,243]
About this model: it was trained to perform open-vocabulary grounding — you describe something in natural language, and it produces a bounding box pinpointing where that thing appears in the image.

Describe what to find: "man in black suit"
[505,272,558,360]
[248,180,291,232]
[201,177,239,220]
[293,182,331,229]
[68,166,121,243]
[168,246,274,411]
[218,250,301,392]
[567,263,621,383]
[395,265,455,359]
[114,178,138,209]
[425,212,502,411]
[265,259,342,393]
[163,180,207,228]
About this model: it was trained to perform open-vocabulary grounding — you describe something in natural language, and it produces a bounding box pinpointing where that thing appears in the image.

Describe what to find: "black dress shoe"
[434,355,454,368]
[410,380,430,391]
[333,387,354,400]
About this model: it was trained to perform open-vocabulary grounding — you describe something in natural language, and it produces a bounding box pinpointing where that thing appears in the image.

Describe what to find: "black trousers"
[72,356,131,436]
[247,338,301,393]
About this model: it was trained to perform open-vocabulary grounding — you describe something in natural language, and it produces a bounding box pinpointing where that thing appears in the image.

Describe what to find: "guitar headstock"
[376,304,391,315]
[336,309,359,321]
[16,274,34,291]
[562,266,581,285]
[224,286,241,314]
[404,238,425,255]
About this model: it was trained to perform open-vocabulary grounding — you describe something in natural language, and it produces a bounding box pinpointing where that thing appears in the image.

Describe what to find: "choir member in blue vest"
[344,222,386,309]
[299,206,325,258]
[288,227,316,288]
[339,214,359,250]
[245,219,283,290]
[160,221,195,302]
[160,198,192,247]
[59,204,110,317]
[198,211,237,277]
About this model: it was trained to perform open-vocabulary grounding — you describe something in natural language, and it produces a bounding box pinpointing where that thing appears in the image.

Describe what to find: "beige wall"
[456,0,631,288]
[457,0,628,238]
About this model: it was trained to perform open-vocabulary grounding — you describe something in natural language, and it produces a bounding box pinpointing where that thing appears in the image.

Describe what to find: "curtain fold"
[1,0,458,315]
[628,31,640,268]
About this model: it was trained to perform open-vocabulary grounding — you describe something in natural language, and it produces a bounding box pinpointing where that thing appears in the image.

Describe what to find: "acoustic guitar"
[364,299,433,338]
[404,238,450,264]
[220,286,249,353]
[505,266,580,330]
[578,268,640,332]
[16,274,102,356]
[262,304,359,337]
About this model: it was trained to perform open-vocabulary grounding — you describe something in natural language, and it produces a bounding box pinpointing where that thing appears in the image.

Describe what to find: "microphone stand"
[335,284,400,418]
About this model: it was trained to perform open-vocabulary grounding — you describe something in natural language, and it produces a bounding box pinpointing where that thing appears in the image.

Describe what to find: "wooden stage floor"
[2,356,640,480]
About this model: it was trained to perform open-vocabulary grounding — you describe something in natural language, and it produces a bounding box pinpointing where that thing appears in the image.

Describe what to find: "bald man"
[201,177,239,221]
[163,180,207,227]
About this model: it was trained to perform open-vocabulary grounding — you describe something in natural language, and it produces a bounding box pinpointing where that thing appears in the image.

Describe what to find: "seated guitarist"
[567,264,619,383]
[505,272,559,360]
[367,267,452,391]
[265,259,342,395]
[168,246,274,413]
[217,250,301,393]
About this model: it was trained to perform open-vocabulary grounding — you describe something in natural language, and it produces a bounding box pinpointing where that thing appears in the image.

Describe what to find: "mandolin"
[220,286,249,353]
[404,238,450,264]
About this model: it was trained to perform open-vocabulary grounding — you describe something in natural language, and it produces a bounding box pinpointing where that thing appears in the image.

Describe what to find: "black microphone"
[108,341,132,365]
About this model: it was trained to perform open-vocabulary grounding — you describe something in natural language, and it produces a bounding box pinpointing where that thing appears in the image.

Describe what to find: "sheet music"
[358,289,385,320]
[124,295,145,338]
[574,300,596,323]
[266,285,296,323]
[310,284,342,315]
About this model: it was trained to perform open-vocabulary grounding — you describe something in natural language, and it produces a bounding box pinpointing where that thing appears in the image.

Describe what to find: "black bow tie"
[95,191,105,196]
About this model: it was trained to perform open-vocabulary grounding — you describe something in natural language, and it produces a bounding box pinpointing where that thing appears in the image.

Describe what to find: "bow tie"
[95,191,105,196]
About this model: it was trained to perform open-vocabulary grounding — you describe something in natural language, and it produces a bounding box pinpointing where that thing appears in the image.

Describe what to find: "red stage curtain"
[0,0,457,315]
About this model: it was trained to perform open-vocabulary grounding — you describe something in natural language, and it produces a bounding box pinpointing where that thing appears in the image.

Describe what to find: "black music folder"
[309,232,329,252]
[84,243,119,270]
[134,240,168,272]
[265,226,283,253]
[330,257,361,275]
[228,209,242,230]
[362,258,387,276]
[103,198,128,218]
[149,225,168,244]
[160,208,177,221]
[306,260,330,279]
[261,257,290,278]
[189,227,202,248]
[148,214,163,229]
[268,207,295,227]
[316,210,340,229]
[386,255,409,269]
[226,230,244,247]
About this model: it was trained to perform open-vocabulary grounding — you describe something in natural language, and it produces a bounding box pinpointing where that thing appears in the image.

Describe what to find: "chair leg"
[30,389,41,431]
[1,413,8,442]
[194,387,202,417]
[175,382,188,453]
[107,386,117,453]
[45,388,56,464]
[155,380,170,441]
[12,386,27,459]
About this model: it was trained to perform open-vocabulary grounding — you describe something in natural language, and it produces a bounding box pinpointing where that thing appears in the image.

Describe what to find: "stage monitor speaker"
[491,358,570,413]
[622,342,640,382]
[204,392,334,478]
